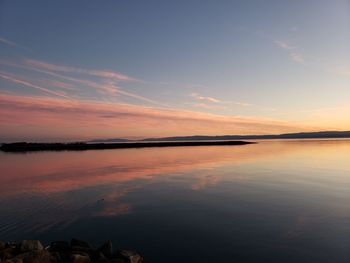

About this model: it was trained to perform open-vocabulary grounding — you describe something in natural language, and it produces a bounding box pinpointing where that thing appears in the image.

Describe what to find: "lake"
[0,139,350,262]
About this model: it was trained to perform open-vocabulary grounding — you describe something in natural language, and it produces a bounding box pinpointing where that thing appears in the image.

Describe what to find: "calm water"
[1,139,350,262]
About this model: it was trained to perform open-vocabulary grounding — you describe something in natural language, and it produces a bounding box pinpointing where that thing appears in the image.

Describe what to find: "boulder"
[13,250,54,263]
[0,239,143,263]
[20,240,43,252]
[49,241,70,252]
[90,251,107,262]
[71,238,95,258]
[3,259,23,263]
[71,239,92,249]
[110,259,128,263]
[71,250,90,257]
[71,246,94,258]
[117,250,143,263]
[49,251,62,262]
[0,247,17,260]
[98,240,113,258]
[48,241,71,262]
[0,240,6,250]
[71,254,91,263]
[95,257,110,263]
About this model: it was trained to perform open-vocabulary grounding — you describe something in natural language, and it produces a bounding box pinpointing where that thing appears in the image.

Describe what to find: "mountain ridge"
[90,131,350,143]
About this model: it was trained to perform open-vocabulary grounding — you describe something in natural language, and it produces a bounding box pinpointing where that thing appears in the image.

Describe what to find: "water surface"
[0,139,350,262]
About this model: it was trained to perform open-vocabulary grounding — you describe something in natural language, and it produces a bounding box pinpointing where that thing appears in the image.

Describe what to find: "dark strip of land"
[0,141,254,152]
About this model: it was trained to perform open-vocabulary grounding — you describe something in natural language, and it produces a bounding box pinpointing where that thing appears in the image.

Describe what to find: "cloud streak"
[275,40,305,64]
[0,72,71,99]
[25,59,137,82]
[190,93,221,103]
[0,37,32,51]
[0,59,165,106]
[289,52,305,64]
[275,40,297,50]
[37,79,77,91]
[0,93,312,141]
[189,92,252,110]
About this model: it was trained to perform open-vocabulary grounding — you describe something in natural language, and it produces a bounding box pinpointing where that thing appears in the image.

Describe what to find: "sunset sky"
[0,0,349,141]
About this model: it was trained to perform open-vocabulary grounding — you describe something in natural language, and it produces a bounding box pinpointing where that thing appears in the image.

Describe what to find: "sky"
[0,0,349,141]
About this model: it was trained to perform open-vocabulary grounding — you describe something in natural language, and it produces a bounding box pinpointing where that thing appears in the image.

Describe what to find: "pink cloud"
[190,92,221,103]
[190,93,252,109]
[25,59,137,82]
[0,93,312,141]
[0,60,164,105]
[37,79,77,90]
[192,103,227,110]
[0,72,71,99]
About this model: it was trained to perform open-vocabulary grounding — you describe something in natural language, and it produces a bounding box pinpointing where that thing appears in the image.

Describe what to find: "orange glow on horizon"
[0,93,329,141]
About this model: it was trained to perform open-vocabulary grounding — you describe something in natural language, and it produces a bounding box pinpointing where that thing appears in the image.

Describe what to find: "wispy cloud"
[25,59,137,82]
[189,92,252,110]
[190,93,221,103]
[275,40,297,50]
[289,52,305,64]
[0,58,165,106]
[192,103,227,110]
[0,72,71,99]
[0,93,312,140]
[275,40,305,64]
[234,102,252,107]
[0,37,31,51]
[36,79,77,91]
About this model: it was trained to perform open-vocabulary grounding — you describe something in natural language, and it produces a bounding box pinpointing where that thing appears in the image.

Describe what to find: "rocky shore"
[0,239,143,263]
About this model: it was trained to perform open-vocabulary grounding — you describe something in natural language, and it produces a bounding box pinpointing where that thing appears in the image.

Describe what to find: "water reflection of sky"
[0,140,350,262]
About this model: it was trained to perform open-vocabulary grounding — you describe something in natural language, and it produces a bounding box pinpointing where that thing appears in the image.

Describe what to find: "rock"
[49,241,72,262]
[49,251,62,262]
[0,240,143,263]
[3,259,23,263]
[71,238,95,258]
[110,259,127,263]
[49,241,70,252]
[95,258,110,263]
[0,240,6,250]
[12,252,31,260]
[71,246,94,258]
[71,239,92,249]
[117,250,143,263]
[14,250,55,263]
[0,247,17,260]
[89,251,106,262]
[71,254,91,263]
[20,240,43,252]
[71,250,90,257]
[98,240,113,258]
[6,242,18,250]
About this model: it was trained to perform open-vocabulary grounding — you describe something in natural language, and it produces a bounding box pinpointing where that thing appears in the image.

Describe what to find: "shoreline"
[0,239,143,263]
[0,141,255,152]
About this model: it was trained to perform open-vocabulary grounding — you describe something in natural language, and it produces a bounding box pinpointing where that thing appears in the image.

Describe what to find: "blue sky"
[0,0,349,141]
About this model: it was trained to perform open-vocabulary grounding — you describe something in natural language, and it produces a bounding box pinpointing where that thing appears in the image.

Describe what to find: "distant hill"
[141,131,350,141]
[87,131,350,143]
[89,138,131,143]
